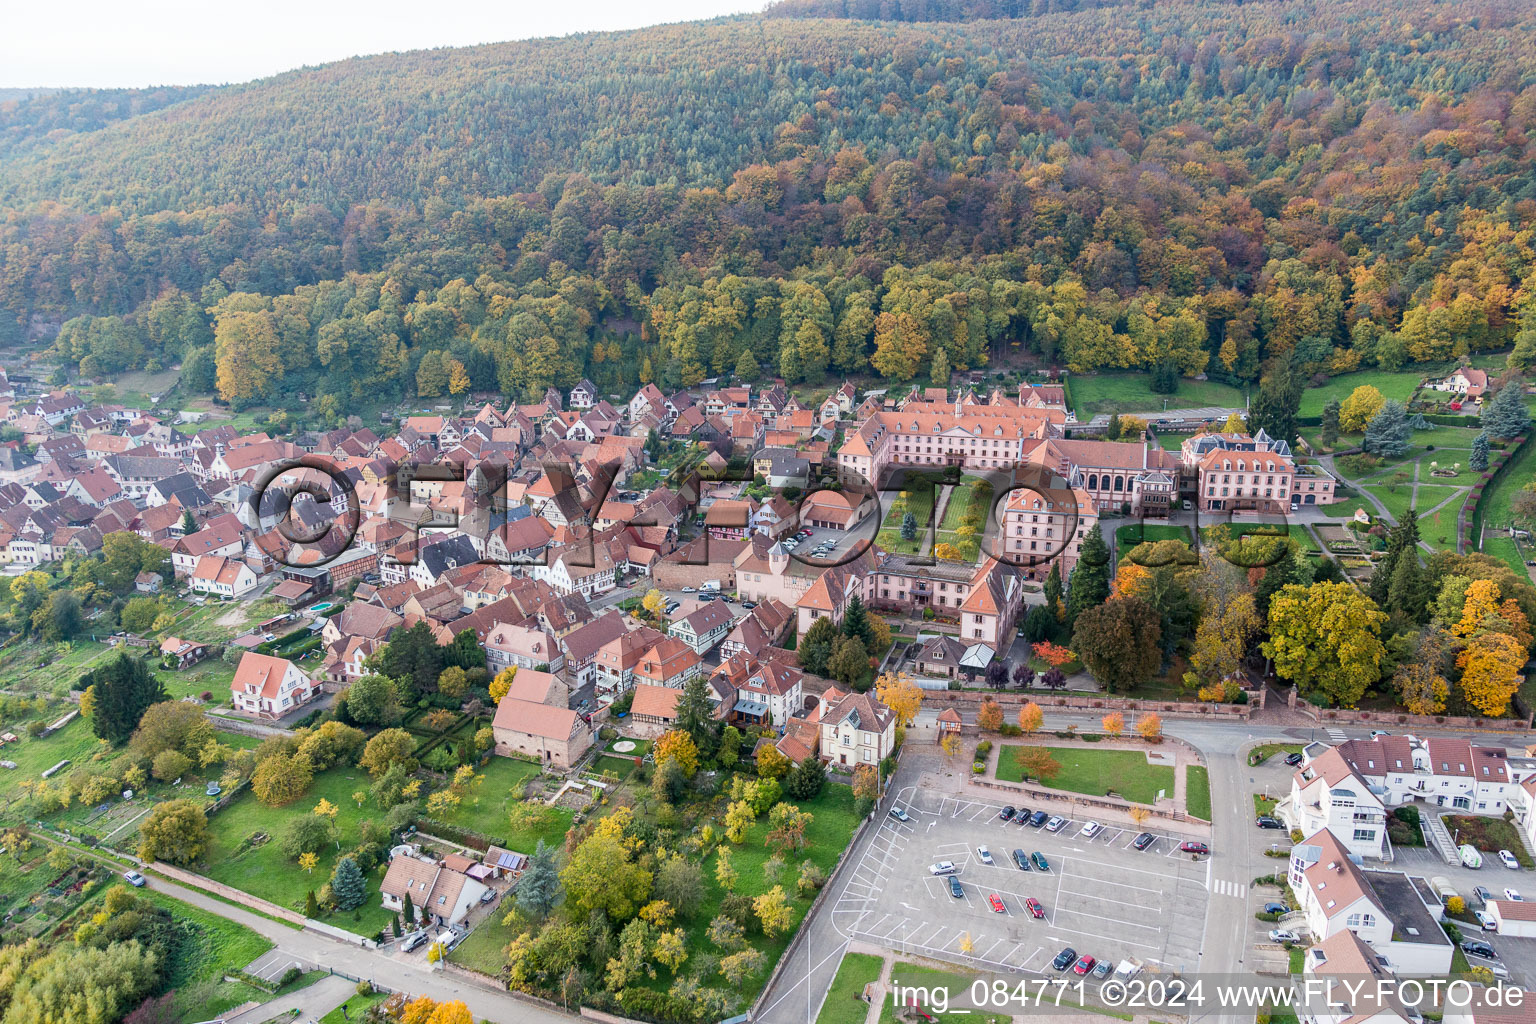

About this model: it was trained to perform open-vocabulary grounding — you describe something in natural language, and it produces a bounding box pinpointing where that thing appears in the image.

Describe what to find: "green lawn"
[1481,536,1527,575]
[1364,483,1459,523]
[878,962,1011,1024]
[1298,368,1425,419]
[1068,374,1245,420]
[1479,435,1535,530]
[939,477,992,532]
[1423,492,1473,551]
[421,756,546,845]
[1444,815,1535,868]
[1201,524,1319,554]
[996,746,1175,804]
[202,767,396,938]
[817,952,884,1024]
[1254,793,1278,818]
[1185,765,1211,821]
[319,992,389,1024]
[875,475,941,555]
[450,905,520,976]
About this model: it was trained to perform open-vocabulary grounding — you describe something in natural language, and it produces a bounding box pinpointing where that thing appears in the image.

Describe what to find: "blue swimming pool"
[310,602,334,612]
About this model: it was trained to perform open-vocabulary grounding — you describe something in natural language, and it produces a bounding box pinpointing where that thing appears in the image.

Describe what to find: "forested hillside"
[3,0,1536,422]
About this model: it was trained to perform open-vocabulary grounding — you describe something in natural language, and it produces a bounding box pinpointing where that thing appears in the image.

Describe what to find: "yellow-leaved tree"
[1457,632,1526,717]
[1339,385,1385,432]
[1261,582,1386,708]
[489,666,517,702]
[874,672,923,726]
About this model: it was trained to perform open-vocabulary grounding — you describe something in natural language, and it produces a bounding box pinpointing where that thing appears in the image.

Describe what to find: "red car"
[1180,842,1210,855]
[988,894,1006,913]
[1025,898,1045,919]
[1073,955,1097,975]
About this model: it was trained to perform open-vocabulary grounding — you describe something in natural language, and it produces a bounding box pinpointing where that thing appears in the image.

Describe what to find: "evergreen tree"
[734,348,760,383]
[1362,399,1412,457]
[1482,378,1530,439]
[1150,360,1179,394]
[402,890,416,927]
[179,509,197,535]
[1065,525,1111,622]
[330,856,366,911]
[930,347,951,386]
[85,653,169,745]
[784,755,826,799]
[1043,562,1063,613]
[645,428,663,462]
[392,914,402,938]
[841,594,873,647]
[1248,360,1301,444]
[305,889,320,919]
[798,617,838,676]
[899,510,917,541]
[1470,430,1490,471]
[516,840,562,919]
[1386,547,1428,622]
[444,628,485,671]
[1319,398,1341,448]
[1106,413,1121,442]
[1408,412,1431,430]
[674,675,719,755]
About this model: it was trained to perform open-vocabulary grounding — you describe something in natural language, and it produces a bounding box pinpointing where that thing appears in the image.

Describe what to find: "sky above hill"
[2,0,757,88]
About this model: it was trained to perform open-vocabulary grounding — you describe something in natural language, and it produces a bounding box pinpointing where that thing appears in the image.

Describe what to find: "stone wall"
[1285,688,1532,733]
[651,560,736,591]
[930,687,1257,720]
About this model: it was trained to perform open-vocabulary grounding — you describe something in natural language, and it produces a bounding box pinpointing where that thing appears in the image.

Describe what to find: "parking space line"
[1059,872,1163,895]
[1057,888,1167,913]
[1045,921,1162,950]
[981,938,1007,960]
[1052,905,1164,932]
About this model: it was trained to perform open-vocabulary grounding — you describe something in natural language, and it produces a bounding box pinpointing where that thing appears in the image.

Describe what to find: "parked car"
[681,586,696,593]
[1504,888,1523,902]
[263,633,277,642]
[1462,940,1498,960]
[1476,910,1499,931]
[1499,850,1520,870]
[1081,820,1102,838]
[741,601,757,610]
[124,871,146,887]
[1046,816,1066,832]
[1015,807,1032,825]
[1025,898,1045,919]
[889,806,911,822]
[1029,810,1048,828]
[1073,956,1097,976]
[1369,730,1390,739]
[401,929,432,952]
[988,894,1006,913]
[1284,752,1304,766]
[1133,832,1155,851]
[1474,886,1493,903]
[1012,849,1032,871]
[929,861,959,875]
[1256,816,1284,830]
[1091,961,1112,980]
[1180,842,1210,855]
[998,806,1016,822]
[1051,948,1077,971]
[948,876,965,898]
[1269,930,1301,944]
[976,845,994,865]
[1031,851,1050,871]
[1263,902,1288,915]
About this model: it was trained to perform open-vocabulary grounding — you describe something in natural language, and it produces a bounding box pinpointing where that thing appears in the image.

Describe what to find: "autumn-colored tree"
[724,800,755,843]
[874,672,923,725]
[655,730,700,778]
[1128,806,1150,827]
[642,588,668,627]
[977,698,1004,732]
[1339,385,1386,432]
[1137,714,1163,741]
[1457,632,1526,717]
[1017,702,1043,735]
[489,666,517,703]
[940,731,960,758]
[756,744,791,779]
[1101,712,1124,737]
[1189,592,1261,687]
[753,885,794,936]
[852,764,879,804]
[1262,583,1387,707]
[1010,746,1061,781]
[715,847,738,890]
[299,852,319,873]
[934,542,964,561]
[1110,563,1152,600]
[1031,641,1075,668]
[1453,579,1503,639]
[765,802,815,855]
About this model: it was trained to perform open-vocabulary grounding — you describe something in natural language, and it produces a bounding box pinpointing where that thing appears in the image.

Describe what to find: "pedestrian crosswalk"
[1326,728,1347,743]
[1212,878,1247,898]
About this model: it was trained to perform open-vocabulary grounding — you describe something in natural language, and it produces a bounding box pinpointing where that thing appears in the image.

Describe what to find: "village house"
[379,851,489,929]
[815,687,897,767]
[669,600,736,655]
[491,694,593,769]
[229,652,317,719]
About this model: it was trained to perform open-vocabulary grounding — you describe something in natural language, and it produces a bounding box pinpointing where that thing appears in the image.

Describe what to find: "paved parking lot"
[831,786,1212,978]
[244,948,321,982]
[1387,845,1536,986]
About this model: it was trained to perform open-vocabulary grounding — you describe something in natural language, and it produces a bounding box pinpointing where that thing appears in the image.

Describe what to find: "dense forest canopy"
[3,0,1536,418]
